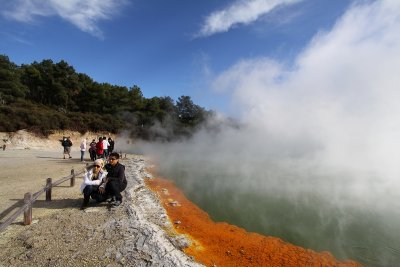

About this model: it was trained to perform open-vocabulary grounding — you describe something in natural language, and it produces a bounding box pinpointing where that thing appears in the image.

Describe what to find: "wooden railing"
[0,167,87,233]
[0,152,128,233]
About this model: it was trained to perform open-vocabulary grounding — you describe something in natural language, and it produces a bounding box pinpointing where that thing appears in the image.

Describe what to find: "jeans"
[105,180,127,201]
[90,150,96,161]
[82,185,99,205]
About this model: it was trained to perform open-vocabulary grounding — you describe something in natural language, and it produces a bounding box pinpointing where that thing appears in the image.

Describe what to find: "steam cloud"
[123,1,400,264]
[133,0,400,213]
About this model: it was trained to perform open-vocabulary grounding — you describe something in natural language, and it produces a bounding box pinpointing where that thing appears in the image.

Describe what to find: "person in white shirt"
[80,138,87,162]
[80,159,107,209]
[102,137,110,158]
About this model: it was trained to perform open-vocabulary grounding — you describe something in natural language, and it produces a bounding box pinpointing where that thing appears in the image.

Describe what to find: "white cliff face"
[107,155,203,266]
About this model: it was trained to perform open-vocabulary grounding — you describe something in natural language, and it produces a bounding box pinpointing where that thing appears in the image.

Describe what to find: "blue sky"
[0,0,364,113]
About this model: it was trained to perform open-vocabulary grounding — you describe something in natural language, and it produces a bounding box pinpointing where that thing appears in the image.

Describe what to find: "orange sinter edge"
[145,176,361,267]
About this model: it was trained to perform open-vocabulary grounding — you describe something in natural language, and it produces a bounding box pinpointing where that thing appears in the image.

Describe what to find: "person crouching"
[79,159,107,210]
[99,152,127,206]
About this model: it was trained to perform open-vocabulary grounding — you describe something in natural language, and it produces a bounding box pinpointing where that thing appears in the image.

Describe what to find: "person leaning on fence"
[61,137,73,159]
[99,152,127,207]
[79,159,107,210]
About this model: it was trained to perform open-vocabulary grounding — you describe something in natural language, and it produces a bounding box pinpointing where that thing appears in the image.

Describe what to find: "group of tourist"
[60,136,126,209]
[88,137,115,161]
[61,136,115,162]
[79,153,127,209]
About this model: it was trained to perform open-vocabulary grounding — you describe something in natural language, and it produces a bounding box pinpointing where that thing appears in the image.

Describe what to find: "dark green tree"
[0,55,214,139]
[0,55,28,103]
[176,95,206,126]
[128,85,144,112]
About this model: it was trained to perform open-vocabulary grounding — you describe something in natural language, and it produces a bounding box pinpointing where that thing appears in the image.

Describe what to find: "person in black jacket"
[61,137,73,159]
[108,137,115,153]
[99,152,127,206]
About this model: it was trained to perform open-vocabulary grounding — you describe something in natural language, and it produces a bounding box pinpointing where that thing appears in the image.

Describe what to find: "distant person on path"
[89,139,97,161]
[80,138,87,162]
[108,137,114,154]
[99,152,127,207]
[61,137,73,159]
[96,137,104,159]
[102,137,110,158]
[79,159,107,210]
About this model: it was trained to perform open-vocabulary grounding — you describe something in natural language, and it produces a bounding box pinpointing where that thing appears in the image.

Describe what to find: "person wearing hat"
[79,159,107,210]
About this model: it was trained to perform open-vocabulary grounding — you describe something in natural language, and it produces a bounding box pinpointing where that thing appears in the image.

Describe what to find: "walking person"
[80,138,87,162]
[79,159,107,210]
[61,137,73,159]
[99,153,127,207]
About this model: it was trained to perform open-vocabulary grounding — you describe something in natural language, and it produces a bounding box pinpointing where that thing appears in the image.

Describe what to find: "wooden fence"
[0,151,127,233]
[0,167,88,233]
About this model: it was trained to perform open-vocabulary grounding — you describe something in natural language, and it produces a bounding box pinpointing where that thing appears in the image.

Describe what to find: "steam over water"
[131,1,400,266]
[135,125,400,267]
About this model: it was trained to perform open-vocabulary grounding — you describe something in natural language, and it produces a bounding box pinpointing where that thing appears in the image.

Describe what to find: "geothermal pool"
[159,160,400,267]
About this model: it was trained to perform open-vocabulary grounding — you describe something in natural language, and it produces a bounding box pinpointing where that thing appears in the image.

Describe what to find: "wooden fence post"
[46,178,52,201]
[24,192,32,225]
[70,169,75,187]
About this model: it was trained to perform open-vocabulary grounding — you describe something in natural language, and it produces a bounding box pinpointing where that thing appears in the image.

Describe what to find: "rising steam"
[120,1,400,265]
[130,0,400,211]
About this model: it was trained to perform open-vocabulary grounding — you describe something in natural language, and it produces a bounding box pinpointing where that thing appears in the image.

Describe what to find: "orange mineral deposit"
[146,177,361,267]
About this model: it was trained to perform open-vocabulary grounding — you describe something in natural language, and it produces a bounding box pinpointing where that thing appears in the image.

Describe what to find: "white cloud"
[213,0,400,181]
[197,0,302,37]
[0,0,127,38]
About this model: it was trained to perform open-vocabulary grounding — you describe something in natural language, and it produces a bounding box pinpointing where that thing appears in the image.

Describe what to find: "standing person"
[102,137,110,159]
[79,159,107,210]
[80,138,87,162]
[89,139,97,161]
[61,137,73,159]
[108,137,114,154]
[99,153,127,206]
[96,137,104,159]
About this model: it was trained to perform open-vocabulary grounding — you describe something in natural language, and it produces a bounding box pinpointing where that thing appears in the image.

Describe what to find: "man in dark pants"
[99,152,127,206]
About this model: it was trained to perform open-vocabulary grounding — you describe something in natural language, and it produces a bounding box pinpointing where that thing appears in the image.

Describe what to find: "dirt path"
[0,149,201,267]
[0,149,88,221]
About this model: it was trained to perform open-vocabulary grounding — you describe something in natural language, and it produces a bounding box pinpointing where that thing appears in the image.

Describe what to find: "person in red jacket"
[96,137,104,158]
